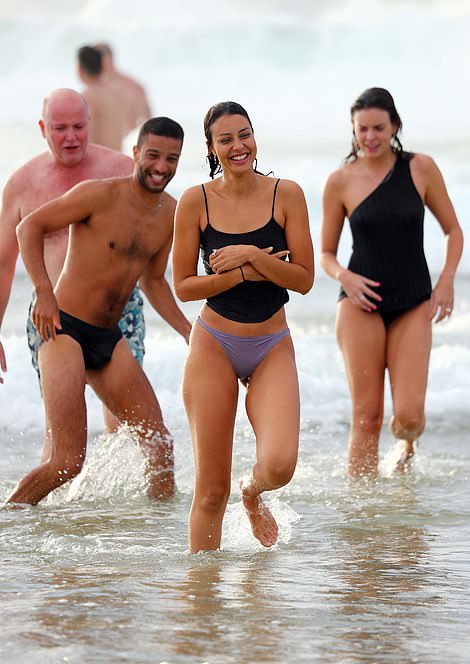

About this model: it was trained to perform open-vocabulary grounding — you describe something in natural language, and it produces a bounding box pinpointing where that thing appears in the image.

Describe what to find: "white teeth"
[232,154,248,161]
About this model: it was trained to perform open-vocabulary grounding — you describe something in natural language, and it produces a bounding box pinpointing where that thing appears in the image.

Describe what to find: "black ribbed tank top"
[340,153,432,311]
[200,179,289,323]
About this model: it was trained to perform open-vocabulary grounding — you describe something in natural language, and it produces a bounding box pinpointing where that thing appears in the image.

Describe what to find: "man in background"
[77,45,132,151]
[94,42,152,129]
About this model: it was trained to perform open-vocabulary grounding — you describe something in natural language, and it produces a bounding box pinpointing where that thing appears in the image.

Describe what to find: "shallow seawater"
[1,376,469,663]
[1,271,470,662]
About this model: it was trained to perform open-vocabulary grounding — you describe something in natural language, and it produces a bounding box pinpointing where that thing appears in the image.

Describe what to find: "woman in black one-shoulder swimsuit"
[320,87,463,477]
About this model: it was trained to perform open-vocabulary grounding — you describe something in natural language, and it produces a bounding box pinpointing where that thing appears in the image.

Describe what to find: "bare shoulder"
[66,175,127,205]
[87,144,134,177]
[323,165,350,196]
[409,152,440,176]
[276,178,304,197]
[4,152,50,196]
[178,183,205,206]
[162,191,177,220]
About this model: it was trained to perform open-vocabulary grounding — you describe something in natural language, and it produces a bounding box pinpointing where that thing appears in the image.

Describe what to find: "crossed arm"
[172,179,315,303]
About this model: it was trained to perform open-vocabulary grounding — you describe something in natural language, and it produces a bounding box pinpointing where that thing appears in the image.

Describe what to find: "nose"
[64,128,78,142]
[232,136,245,150]
[151,157,168,172]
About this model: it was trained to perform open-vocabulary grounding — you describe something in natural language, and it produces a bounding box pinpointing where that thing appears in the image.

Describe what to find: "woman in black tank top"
[320,87,463,477]
[173,101,314,553]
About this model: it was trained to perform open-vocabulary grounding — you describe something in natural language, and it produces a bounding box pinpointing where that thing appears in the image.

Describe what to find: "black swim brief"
[55,310,123,370]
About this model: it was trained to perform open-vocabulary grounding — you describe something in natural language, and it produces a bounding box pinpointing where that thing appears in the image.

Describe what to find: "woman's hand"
[340,269,382,312]
[209,245,289,274]
[429,274,454,323]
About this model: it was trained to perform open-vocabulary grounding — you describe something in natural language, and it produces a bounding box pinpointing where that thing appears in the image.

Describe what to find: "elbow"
[297,269,315,295]
[174,283,191,302]
[318,252,328,272]
[300,275,315,295]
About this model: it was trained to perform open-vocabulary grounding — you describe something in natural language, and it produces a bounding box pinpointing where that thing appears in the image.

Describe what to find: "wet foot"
[240,478,278,547]
[394,440,416,473]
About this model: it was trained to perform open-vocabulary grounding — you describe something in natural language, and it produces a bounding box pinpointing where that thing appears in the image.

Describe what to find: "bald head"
[42,88,89,123]
[39,88,90,165]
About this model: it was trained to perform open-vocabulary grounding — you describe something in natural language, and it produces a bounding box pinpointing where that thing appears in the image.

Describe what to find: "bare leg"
[88,339,174,498]
[242,335,299,546]
[102,404,121,434]
[336,299,387,477]
[387,301,432,473]
[6,337,87,505]
[183,323,238,553]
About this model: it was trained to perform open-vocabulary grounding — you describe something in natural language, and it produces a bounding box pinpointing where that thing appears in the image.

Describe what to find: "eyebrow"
[217,125,251,137]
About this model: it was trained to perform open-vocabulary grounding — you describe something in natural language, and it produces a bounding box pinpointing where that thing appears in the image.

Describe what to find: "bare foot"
[394,440,416,474]
[240,478,278,547]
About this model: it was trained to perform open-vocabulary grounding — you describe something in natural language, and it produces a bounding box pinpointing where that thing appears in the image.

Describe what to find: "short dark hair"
[137,117,184,147]
[203,101,254,178]
[77,46,102,76]
[347,87,404,161]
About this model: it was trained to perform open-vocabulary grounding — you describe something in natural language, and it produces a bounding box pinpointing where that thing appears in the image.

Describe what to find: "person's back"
[77,45,132,151]
[94,43,152,130]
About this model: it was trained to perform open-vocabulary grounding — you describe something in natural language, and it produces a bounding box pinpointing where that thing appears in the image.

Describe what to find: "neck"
[129,175,164,210]
[361,150,396,171]
[221,168,258,195]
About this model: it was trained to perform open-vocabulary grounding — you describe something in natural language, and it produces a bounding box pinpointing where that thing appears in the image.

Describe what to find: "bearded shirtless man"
[5,117,189,505]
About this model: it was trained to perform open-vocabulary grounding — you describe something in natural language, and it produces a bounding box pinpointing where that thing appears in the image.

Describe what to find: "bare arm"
[140,236,192,343]
[320,170,381,312]
[414,154,464,322]
[209,180,315,294]
[16,181,107,340]
[172,186,248,302]
[0,179,21,382]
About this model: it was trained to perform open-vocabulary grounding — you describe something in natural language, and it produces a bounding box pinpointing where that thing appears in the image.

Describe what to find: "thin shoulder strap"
[201,184,210,225]
[272,178,281,218]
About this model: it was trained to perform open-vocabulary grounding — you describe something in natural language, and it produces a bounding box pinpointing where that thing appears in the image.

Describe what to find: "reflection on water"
[329,482,439,663]
[173,556,284,663]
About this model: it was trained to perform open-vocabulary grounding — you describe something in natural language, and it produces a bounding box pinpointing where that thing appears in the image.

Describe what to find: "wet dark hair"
[77,46,102,76]
[346,87,404,162]
[204,101,262,179]
[137,117,184,147]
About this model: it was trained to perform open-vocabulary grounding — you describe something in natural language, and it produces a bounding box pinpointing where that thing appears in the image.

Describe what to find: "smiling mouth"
[148,173,166,184]
[231,153,248,161]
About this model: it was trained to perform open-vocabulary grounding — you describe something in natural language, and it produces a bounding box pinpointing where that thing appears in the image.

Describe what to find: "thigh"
[87,339,160,427]
[245,334,299,467]
[386,301,432,410]
[38,335,87,460]
[183,323,239,483]
[336,298,387,411]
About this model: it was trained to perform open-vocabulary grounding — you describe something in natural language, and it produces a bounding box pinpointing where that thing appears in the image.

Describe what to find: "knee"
[197,480,231,514]
[261,455,297,490]
[391,408,425,439]
[352,405,383,436]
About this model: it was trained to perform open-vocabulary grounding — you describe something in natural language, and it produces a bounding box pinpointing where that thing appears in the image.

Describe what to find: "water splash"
[222,498,301,551]
[44,425,147,506]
